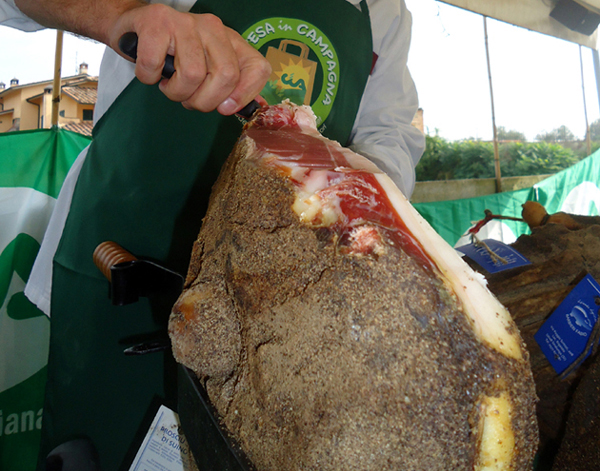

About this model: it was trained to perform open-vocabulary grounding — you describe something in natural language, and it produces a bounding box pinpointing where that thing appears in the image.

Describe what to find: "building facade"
[0,63,97,136]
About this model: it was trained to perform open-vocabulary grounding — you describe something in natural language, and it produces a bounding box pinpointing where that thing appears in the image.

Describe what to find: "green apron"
[40,0,373,468]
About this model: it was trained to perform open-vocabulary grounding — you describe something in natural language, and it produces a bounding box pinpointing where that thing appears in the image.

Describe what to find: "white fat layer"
[475,392,515,471]
[374,173,522,361]
[293,194,323,223]
[290,103,321,134]
[303,170,331,194]
[290,167,309,181]
[291,170,342,225]
[293,191,341,226]
[339,149,382,174]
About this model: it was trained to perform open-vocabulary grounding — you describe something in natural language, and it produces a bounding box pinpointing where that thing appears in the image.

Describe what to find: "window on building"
[59,110,65,117]
[83,109,93,121]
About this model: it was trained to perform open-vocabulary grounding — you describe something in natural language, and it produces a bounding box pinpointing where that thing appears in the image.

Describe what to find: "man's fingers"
[157,24,212,103]
[109,3,174,83]
[216,30,271,115]
[175,16,243,112]
[108,5,271,113]
[134,31,174,84]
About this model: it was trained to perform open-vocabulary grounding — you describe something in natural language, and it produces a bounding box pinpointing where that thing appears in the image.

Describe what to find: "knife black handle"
[236,99,261,119]
[118,32,176,79]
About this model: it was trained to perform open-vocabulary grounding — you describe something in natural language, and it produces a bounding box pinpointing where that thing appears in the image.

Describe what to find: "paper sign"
[456,239,531,273]
[129,405,195,471]
[534,274,600,375]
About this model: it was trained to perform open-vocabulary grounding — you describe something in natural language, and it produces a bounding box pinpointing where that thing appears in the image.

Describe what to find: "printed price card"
[534,274,600,375]
[456,239,531,274]
[129,405,196,471]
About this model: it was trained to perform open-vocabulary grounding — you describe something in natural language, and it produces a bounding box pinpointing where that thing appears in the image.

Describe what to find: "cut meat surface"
[247,109,435,269]
[169,101,538,471]
[246,129,351,167]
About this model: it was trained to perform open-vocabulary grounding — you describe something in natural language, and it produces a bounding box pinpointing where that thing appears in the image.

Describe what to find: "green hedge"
[416,135,592,181]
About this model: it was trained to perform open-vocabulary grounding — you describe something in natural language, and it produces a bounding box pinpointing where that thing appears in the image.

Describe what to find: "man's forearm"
[14,0,144,44]
[13,0,271,115]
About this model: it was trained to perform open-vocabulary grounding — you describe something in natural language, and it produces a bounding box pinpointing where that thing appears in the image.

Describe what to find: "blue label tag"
[534,274,600,375]
[456,239,531,274]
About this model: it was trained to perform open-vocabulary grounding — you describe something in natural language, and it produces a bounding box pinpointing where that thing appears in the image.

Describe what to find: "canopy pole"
[580,45,591,156]
[594,48,600,118]
[51,30,64,127]
[483,16,502,193]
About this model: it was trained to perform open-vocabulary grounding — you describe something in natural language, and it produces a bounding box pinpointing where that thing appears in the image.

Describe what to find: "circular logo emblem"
[243,18,340,127]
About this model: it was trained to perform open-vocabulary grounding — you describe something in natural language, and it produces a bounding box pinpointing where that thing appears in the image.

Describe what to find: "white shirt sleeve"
[24,147,89,316]
[0,0,44,31]
[348,0,425,197]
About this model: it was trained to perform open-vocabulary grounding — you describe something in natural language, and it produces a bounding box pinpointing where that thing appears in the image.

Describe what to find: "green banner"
[533,148,600,217]
[414,148,600,247]
[0,128,90,471]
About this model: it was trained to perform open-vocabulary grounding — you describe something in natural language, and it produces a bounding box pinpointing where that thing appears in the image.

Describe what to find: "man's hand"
[109,4,270,114]
[15,0,271,115]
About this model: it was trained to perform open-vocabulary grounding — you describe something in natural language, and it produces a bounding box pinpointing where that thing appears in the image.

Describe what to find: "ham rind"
[169,101,538,471]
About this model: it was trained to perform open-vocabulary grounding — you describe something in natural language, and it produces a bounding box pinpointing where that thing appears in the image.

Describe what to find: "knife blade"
[118,32,261,119]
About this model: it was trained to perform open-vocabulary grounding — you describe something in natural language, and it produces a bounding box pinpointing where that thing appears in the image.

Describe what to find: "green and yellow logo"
[244,18,340,128]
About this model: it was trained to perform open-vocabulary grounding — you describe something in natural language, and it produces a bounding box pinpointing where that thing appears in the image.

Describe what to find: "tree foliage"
[416,135,582,181]
[415,135,459,181]
[535,125,575,143]
[589,119,600,141]
[497,126,526,141]
[500,142,579,176]
[452,140,495,179]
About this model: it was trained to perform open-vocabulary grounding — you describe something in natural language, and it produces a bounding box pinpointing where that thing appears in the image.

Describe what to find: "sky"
[1,0,599,142]
[405,0,600,141]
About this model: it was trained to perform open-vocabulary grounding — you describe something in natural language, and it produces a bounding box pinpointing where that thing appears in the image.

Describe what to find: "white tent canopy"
[439,0,599,48]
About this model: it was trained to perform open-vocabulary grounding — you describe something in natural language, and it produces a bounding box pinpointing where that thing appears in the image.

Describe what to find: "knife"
[118,32,261,119]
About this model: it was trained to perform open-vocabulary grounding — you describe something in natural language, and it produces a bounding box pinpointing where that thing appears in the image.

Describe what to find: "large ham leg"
[169,101,538,471]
